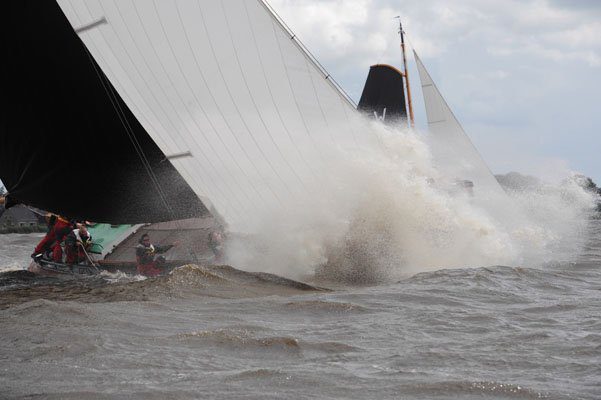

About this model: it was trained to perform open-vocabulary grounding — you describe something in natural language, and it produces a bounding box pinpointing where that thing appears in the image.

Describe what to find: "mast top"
[395,16,405,44]
[394,16,414,127]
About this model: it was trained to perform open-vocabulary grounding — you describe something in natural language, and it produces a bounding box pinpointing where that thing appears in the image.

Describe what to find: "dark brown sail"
[357,64,408,125]
[0,0,208,223]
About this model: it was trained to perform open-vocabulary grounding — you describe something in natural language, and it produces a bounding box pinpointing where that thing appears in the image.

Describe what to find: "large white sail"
[57,0,361,229]
[413,50,504,196]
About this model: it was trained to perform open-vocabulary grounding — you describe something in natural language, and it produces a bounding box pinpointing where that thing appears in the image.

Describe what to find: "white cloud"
[267,0,601,182]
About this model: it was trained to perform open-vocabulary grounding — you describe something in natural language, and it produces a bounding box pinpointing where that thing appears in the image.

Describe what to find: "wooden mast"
[398,18,415,127]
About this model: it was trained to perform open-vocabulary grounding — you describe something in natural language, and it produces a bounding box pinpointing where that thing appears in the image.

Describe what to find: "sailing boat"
[1,1,501,274]
[1,0,364,274]
[356,20,504,197]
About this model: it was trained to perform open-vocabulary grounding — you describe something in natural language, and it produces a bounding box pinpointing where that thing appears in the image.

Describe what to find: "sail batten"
[74,16,107,34]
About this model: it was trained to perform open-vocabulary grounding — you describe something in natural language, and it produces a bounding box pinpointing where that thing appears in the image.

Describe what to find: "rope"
[84,46,175,220]
[68,0,191,222]
[118,0,250,218]
[71,1,202,260]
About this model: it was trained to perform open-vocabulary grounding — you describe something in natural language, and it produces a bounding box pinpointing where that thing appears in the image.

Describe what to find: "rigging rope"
[118,0,250,218]
[83,46,175,220]
[72,1,203,261]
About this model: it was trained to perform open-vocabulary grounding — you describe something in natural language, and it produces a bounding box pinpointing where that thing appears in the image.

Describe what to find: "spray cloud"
[226,119,597,283]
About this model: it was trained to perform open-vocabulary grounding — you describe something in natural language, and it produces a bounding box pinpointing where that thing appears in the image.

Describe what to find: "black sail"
[357,64,408,125]
[0,0,208,223]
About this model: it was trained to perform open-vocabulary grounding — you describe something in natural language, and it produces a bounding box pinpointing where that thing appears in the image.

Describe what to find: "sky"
[269,0,601,184]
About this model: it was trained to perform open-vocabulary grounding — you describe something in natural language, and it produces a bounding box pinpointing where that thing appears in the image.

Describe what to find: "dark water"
[0,223,600,400]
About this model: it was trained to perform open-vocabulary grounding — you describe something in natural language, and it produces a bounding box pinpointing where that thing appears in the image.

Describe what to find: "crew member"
[64,224,93,264]
[32,214,71,260]
[208,230,225,263]
[135,234,177,277]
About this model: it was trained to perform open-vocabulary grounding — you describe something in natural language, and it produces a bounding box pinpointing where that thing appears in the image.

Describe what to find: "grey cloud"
[548,0,601,10]
[269,0,601,182]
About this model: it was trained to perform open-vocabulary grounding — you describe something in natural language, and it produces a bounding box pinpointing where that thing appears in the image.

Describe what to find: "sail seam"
[195,1,291,206]
[148,0,262,215]
[84,46,175,220]
[108,0,248,221]
[259,0,357,108]
[414,50,504,192]
[240,0,320,183]
[269,18,327,161]
[68,0,176,219]
[129,0,251,218]
[219,0,308,193]
[301,51,335,144]
[75,0,230,219]
[171,1,275,212]
[260,0,360,145]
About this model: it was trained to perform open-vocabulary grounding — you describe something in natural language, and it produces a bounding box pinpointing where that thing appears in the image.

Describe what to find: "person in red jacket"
[32,214,72,261]
[135,234,177,277]
[64,224,93,264]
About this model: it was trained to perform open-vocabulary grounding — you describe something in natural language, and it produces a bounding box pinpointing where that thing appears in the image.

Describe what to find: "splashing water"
[226,120,597,282]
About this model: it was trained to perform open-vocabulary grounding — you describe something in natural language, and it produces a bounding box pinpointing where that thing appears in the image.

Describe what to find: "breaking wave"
[226,120,598,283]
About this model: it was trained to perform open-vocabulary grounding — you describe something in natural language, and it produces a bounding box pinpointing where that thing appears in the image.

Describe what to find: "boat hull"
[28,258,100,276]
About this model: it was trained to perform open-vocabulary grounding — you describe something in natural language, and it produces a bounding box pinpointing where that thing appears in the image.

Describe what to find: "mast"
[397,18,415,127]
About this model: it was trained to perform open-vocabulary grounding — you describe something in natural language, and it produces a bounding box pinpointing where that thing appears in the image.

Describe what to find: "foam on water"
[226,120,598,282]
[1,233,599,399]
[0,233,44,271]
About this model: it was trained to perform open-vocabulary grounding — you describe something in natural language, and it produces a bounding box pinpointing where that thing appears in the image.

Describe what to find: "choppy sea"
[0,221,600,400]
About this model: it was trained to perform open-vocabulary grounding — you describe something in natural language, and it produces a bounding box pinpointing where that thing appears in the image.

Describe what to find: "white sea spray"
[226,119,597,282]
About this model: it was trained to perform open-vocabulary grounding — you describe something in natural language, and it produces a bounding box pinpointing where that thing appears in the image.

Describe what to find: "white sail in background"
[57,0,361,229]
[413,50,504,196]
